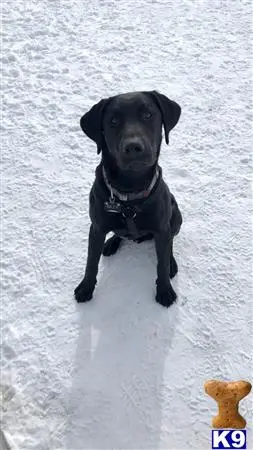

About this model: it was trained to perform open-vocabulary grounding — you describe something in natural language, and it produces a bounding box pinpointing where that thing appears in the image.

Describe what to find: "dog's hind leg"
[169,239,178,279]
[169,197,182,279]
[103,234,122,256]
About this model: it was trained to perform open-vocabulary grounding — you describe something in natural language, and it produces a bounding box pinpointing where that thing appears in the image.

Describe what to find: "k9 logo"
[212,430,247,449]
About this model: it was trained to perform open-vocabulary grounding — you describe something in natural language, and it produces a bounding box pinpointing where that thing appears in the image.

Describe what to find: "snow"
[1,0,252,449]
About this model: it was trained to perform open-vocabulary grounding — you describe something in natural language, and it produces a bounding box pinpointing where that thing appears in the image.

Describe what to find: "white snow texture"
[1,0,253,449]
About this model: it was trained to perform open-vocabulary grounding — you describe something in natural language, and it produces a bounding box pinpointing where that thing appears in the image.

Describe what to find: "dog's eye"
[110,117,119,127]
[142,111,152,120]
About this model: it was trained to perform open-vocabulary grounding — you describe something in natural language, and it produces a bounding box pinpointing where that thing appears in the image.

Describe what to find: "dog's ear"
[148,91,181,145]
[80,99,109,154]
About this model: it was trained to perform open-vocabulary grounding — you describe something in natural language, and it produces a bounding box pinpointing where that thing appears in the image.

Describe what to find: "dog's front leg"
[74,224,106,303]
[155,229,177,307]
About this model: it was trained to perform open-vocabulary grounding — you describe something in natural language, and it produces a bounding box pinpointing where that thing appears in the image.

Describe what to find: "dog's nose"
[123,142,144,156]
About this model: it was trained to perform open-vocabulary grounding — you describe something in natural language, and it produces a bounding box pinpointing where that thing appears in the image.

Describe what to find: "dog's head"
[80,91,181,172]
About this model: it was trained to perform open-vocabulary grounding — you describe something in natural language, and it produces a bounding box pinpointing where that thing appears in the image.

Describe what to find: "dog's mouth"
[121,159,151,171]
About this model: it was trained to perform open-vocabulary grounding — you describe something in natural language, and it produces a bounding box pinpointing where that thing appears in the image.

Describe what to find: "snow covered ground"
[2,0,252,449]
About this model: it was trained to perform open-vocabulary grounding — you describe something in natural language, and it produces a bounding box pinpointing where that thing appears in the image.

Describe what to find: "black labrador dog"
[74,91,182,307]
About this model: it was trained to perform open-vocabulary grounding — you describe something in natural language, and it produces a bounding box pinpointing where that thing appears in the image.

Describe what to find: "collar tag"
[104,199,122,214]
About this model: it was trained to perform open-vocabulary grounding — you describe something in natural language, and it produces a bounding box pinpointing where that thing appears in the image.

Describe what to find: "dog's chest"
[106,209,153,240]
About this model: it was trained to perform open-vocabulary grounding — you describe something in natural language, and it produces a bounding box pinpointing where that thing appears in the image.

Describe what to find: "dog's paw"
[156,283,177,308]
[74,279,95,303]
[169,256,178,279]
[102,235,121,257]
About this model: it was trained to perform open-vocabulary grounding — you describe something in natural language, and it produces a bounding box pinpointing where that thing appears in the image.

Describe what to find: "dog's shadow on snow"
[66,239,179,449]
